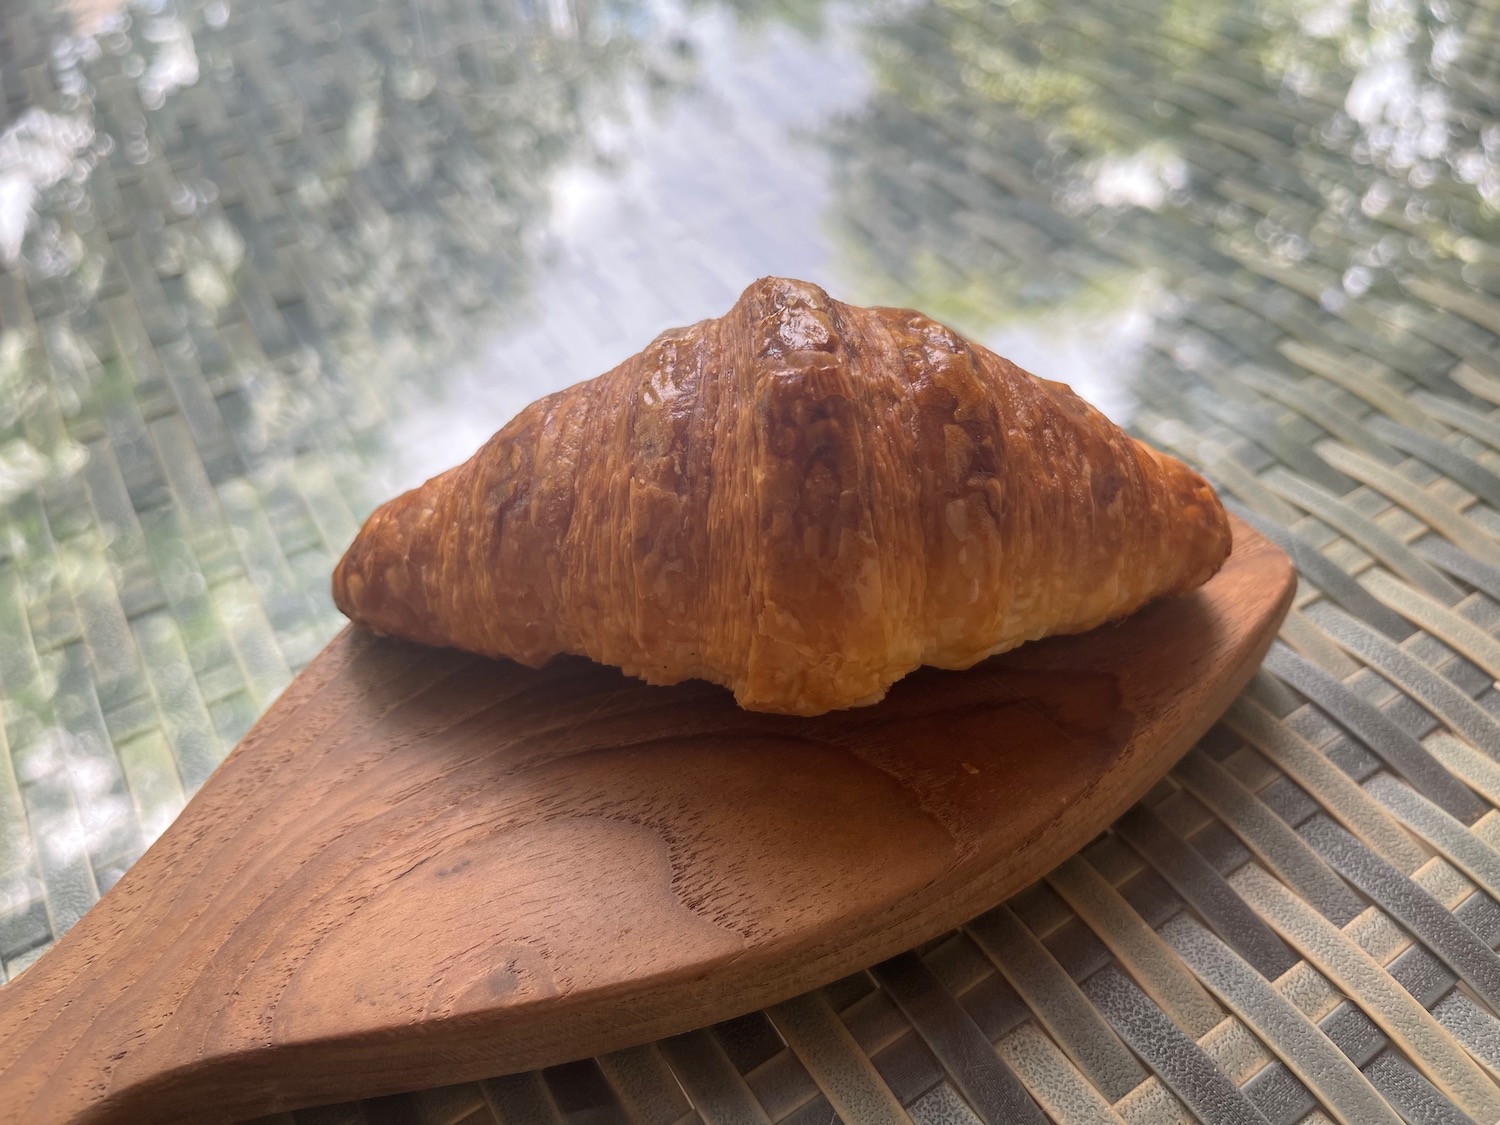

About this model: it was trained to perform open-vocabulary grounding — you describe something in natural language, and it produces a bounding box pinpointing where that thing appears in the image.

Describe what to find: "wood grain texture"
[0,515,1291,1125]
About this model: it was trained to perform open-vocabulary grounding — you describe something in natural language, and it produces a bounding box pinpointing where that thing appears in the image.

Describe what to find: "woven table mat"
[6,0,1500,1122]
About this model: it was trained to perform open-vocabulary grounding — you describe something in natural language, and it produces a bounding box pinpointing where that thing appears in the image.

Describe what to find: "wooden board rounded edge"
[0,516,1292,1124]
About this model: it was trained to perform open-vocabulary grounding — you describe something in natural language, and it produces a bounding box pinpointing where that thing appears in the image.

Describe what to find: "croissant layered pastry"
[333,277,1230,715]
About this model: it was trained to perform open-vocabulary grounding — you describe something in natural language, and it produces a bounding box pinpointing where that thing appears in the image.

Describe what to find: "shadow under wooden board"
[0,514,1291,1124]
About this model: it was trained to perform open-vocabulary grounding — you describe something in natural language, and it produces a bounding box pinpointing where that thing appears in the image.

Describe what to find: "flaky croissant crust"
[333,277,1230,715]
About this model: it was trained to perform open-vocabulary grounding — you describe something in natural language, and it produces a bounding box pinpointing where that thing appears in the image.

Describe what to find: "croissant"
[333,277,1230,715]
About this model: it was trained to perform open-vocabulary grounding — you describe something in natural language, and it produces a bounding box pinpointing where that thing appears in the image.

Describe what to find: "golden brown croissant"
[333,277,1230,715]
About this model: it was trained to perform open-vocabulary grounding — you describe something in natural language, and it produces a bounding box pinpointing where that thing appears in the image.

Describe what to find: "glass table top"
[5,0,1500,1121]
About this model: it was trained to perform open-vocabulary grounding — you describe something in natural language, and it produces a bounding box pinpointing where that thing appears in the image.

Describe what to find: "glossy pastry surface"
[333,277,1230,714]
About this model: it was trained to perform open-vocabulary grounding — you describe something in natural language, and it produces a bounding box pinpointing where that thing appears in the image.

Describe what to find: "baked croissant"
[333,277,1230,715]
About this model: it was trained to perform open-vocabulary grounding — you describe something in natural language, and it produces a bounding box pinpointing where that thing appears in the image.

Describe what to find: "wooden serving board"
[0,515,1291,1124]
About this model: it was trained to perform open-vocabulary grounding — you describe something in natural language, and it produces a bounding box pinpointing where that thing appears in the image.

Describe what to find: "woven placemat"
[6,0,1500,1122]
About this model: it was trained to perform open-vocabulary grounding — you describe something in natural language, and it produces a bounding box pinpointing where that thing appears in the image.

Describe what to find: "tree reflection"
[4,0,701,494]
[823,0,1500,351]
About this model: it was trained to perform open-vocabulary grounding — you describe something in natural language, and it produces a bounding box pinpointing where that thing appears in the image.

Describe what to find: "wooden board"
[0,515,1292,1125]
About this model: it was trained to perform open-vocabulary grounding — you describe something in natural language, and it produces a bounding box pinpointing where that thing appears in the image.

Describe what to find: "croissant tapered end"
[333,276,1231,715]
[331,469,458,650]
